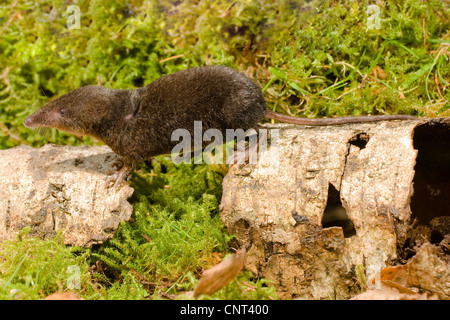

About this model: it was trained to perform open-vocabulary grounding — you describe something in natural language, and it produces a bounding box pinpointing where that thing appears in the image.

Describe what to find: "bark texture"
[0,144,133,247]
[220,118,450,299]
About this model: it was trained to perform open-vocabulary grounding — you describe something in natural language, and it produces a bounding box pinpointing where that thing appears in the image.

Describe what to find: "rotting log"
[220,118,450,299]
[0,144,134,247]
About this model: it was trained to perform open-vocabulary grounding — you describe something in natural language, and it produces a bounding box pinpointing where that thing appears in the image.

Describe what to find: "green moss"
[1,0,449,300]
[0,228,89,299]
[0,227,150,300]
[91,158,232,294]
[266,0,450,118]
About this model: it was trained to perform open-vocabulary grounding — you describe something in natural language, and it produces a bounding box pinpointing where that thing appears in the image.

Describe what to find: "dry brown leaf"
[379,280,417,295]
[367,243,450,299]
[45,292,84,300]
[371,66,387,79]
[193,248,246,298]
[368,265,408,287]
[380,265,408,284]
[351,287,439,300]
[368,264,416,294]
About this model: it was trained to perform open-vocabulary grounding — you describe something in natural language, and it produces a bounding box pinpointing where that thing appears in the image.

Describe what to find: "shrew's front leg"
[103,157,132,188]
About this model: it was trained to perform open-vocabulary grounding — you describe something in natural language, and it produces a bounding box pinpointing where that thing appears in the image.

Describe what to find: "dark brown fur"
[24,65,415,185]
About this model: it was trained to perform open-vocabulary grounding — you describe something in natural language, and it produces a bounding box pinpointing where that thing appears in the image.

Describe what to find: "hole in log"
[400,121,450,260]
[410,121,450,225]
[322,184,356,238]
[348,132,370,149]
[232,218,253,250]
[430,230,444,245]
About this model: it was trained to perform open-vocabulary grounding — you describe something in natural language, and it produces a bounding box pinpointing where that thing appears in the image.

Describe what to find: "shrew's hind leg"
[227,127,261,168]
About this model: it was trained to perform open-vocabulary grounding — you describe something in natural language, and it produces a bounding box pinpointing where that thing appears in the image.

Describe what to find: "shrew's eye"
[60,109,66,115]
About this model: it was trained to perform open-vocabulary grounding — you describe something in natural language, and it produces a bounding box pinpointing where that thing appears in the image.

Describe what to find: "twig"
[159,54,185,63]
[353,276,369,291]
[423,17,427,47]
[335,87,357,100]
[422,0,427,47]
[0,67,11,93]
[0,122,24,144]
[0,0,19,38]
[435,70,449,103]
[335,61,364,77]
[425,46,448,101]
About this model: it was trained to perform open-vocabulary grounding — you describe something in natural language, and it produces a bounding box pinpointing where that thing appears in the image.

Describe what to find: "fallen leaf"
[366,242,450,299]
[368,264,416,294]
[368,264,409,288]
[45,292,84,300]
[379,280,417,295]
[194,248,246,298]
[371,66,387,79]
[380,265,408,285]
[351,287,438,300]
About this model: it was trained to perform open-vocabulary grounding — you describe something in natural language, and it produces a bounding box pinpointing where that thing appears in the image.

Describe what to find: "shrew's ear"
[95,101,109,119]
[85,97,110,122]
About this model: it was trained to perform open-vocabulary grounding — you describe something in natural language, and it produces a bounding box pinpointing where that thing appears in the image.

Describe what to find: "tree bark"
[0,144,133,247]
[220,118,450,299]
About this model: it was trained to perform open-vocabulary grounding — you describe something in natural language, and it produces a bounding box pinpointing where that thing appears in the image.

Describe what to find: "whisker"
[36,127,51,139]
[39,85,48,99]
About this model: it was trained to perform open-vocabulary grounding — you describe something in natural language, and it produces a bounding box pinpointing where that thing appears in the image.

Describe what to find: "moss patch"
[0,0,449,300]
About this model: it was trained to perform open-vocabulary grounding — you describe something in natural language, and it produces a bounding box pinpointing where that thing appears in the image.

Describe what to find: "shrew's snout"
[23,114,37,128]
[23,108,62,129]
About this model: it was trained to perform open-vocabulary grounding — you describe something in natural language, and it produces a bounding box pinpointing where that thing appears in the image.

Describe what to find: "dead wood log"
[220,118,450,299]
[0,144,133,247]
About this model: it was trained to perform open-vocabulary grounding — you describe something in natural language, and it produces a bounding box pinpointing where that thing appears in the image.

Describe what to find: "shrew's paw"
[103,165,131,188]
